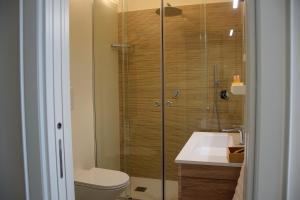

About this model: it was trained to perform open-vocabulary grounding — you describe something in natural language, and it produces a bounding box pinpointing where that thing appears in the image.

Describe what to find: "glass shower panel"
[163,1,207,199]
[119,0,163,199]
[93,1,163,199]
[94,0,124,171]
[205,1,245,129]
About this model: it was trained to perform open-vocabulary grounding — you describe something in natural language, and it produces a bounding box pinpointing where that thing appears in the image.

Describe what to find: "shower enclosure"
[93,0,245,199]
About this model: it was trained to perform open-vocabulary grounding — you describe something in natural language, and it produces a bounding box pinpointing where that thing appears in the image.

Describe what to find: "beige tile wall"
[119,2,245,180]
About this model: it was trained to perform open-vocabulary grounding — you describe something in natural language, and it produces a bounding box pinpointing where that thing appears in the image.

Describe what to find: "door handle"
[59,139,63,178]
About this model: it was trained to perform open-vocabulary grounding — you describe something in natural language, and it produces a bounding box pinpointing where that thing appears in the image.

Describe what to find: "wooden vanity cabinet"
[178,164,241,200]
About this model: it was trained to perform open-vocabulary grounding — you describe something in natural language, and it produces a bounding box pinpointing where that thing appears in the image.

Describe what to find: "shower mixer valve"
[220,90,230,100]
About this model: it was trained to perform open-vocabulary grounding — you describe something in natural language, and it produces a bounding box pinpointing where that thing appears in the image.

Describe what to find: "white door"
[20,0,75,199]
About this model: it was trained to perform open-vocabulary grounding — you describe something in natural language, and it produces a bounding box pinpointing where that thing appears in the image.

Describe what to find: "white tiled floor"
[121,177,178,200]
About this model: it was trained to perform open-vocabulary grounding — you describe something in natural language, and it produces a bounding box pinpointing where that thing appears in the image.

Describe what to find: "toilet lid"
[75,168,129,190]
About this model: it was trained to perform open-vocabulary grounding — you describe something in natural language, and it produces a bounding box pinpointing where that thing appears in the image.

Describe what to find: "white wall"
[0,0,26,199]
[70,0,95,170]
[94,0,120,170]
[70,0,122,172]
[287,0,300,199]
[254,0,289,199]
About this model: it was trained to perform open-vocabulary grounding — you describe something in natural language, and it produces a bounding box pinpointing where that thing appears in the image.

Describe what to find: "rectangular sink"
[175,132,242,167]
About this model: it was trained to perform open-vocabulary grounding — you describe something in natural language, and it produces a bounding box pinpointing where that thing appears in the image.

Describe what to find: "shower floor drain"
[134,186,147,192]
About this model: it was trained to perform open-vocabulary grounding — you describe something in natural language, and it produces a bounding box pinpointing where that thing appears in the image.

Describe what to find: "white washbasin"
[175,132,242,167]
[193,133,234,156]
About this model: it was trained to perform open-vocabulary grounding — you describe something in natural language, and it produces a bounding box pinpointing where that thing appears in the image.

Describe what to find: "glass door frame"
[160,0,166,199]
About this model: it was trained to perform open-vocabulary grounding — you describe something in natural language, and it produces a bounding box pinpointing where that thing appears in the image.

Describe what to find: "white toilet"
[75,167,130,200]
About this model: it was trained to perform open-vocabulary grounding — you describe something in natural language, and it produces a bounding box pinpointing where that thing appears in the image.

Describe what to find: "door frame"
[244,0,256,199]
[20,0,291,199]
[287,0,300,198]
[252,0,290,199]
[246,0,291,199]
[20,0,74,199]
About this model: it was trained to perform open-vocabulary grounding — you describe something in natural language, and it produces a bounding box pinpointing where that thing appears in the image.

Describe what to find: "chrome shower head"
[155,3,182,17]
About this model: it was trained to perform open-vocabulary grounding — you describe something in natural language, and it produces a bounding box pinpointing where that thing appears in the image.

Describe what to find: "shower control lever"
[166,100,173,107]
[154,101,161,107]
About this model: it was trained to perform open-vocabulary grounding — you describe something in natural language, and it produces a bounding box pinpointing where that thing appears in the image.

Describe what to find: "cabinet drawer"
[179,164,241,180]
[179,176,238,200]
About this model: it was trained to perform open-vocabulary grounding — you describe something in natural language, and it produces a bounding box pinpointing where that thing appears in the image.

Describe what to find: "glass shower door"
[118,1,164,199]
[163,1,207,199]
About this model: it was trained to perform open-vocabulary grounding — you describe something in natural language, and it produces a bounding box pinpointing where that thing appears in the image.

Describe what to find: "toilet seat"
[75,168,130,190]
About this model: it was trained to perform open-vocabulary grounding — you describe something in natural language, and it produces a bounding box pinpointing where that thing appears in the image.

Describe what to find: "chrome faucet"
[222,127,245,145]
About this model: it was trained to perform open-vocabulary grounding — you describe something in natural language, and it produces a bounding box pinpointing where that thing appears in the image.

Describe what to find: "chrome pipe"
[222,127,245,145]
